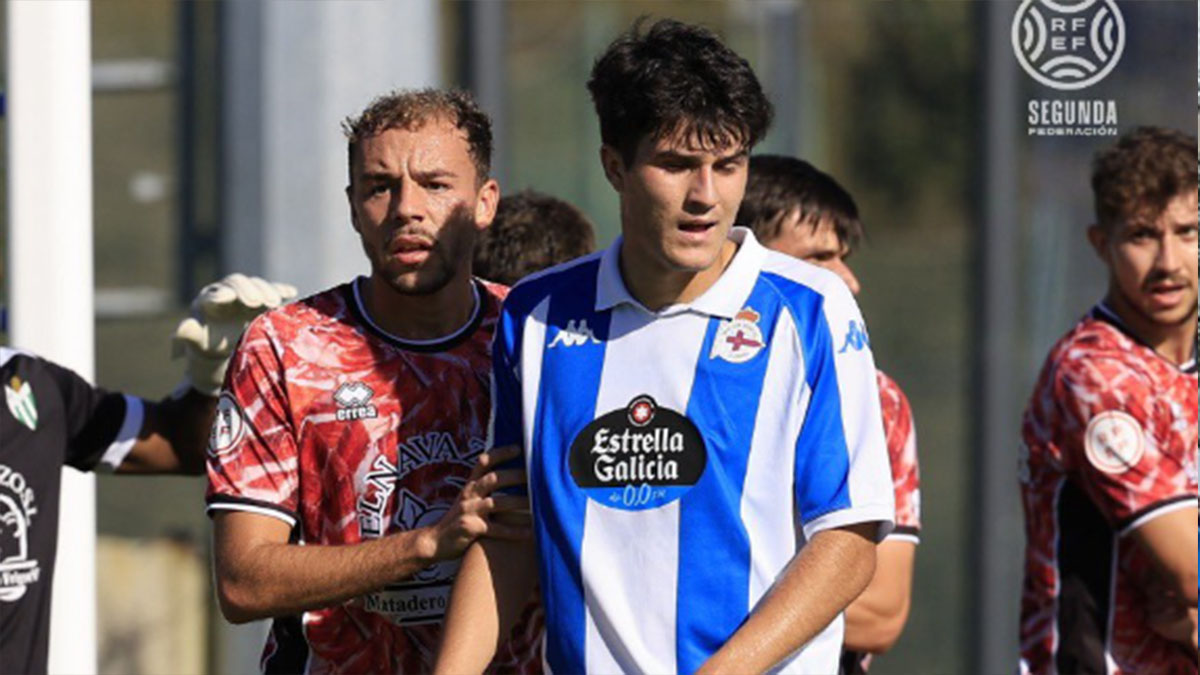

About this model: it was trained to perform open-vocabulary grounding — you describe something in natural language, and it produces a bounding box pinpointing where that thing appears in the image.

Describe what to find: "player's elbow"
[850,601,911,653]
[215,576,270,624]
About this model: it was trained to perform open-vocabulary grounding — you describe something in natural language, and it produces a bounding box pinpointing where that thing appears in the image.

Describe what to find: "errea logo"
[839,320,871,354]
[548,319,600,348]
[334,381,378,421]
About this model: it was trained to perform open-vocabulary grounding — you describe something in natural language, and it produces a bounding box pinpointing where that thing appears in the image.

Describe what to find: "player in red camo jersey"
[206,89,542,674]
[735,155,920,673]
[1019,127,1198,675]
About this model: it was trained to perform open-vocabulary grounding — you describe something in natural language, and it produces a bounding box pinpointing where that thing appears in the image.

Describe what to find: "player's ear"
[346,185,361,234]
[600,145,625,193]
[1086,223,1109,259]
[474,178,500,231]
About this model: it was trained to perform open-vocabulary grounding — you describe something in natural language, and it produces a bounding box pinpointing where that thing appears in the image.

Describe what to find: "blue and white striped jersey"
[490,228,895,675]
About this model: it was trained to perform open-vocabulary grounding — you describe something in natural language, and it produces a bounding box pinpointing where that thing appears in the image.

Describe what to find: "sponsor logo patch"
[0,464,40,602]
[839,320,871,353]
[1084,410,1144,474]
[208,393,246,456]
[569,395,706,510]
[548,319,601,349]
[711,307,766,363]
[334,381,378,421]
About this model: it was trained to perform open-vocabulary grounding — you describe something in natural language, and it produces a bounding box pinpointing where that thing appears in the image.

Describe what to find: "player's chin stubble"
[376,202,477,297]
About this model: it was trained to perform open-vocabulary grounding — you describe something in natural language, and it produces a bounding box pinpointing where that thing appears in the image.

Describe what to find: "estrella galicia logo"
[569,395,706,511]
[839,320,871,354]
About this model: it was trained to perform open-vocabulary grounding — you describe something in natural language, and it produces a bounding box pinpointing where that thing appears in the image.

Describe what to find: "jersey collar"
[348,276,485,353]
[1092,301,1197,373]
[595,226,766,319]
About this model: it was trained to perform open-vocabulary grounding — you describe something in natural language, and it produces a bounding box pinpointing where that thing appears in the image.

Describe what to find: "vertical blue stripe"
[675,283,779,673]
[527,259,609,674]
[763,272,852,523]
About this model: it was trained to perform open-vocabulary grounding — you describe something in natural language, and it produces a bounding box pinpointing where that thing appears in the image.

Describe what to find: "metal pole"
[7,1,98,672]
[461,0,509,187]
[972,2,1023,672]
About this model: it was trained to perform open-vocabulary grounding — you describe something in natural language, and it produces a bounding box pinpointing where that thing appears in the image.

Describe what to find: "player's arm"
[698,521,879,675]
[842,539,916,653]
[114,274,297,475]
[1131,506,1198,648]
[434,534,538,674]
[213,446,529,623]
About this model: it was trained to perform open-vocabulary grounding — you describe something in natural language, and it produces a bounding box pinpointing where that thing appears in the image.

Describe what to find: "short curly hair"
[1092,126,1196,230]
[587,18,773,165]
[342,88,493,184]
[473,190,596,286]
[736,155,865,253]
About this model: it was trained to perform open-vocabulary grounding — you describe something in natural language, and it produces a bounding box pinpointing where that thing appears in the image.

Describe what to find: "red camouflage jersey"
[841,370,921,674]
[1019,303,1198,675]
[206,277,542,675]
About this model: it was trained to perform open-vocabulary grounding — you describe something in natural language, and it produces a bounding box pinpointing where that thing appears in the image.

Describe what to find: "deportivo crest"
[208,393,246,457]
[711,308,766,364]
[569,395,707,510]
[1084,411,1144,474]
[5,377,37,431]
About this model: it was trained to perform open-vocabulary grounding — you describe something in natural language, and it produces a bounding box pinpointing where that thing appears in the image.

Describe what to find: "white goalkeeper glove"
[171,273,298,396]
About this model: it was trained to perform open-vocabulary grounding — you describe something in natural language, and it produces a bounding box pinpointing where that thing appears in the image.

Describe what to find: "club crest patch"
[5,377,38,431]
[569,395,706,510]
[711,307,766,364]
[208,393,246,456]
[1084,411,1144,474]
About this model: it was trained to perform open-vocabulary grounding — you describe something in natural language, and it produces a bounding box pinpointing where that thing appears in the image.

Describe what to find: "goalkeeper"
[0,273,294,675]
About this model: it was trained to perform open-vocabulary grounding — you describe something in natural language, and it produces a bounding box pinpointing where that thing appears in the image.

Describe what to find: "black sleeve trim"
[206,494,300,528]
[1116,494,1198,534]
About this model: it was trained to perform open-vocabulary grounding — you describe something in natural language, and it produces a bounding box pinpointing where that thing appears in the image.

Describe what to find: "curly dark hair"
[473,190,597,286]
[1092,126,1196,230]
[735,155,865,253]
[587,18,773,165]
[342,88,493,184]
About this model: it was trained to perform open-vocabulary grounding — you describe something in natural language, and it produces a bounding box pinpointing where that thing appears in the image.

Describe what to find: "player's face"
[347,120,498,296]
[765,214,861,295]
[1090,190,1199,328]
[603,131,748,275]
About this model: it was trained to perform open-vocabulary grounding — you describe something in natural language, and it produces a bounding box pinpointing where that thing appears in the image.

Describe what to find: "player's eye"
[368,183,390,197]
[1177,224,1199,239]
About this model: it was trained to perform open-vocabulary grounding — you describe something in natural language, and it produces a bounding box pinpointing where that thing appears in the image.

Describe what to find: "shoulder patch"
[209,392,247,457]
[1084,410,1145,474]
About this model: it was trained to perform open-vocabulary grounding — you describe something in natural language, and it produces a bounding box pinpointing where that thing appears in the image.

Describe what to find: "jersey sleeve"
[41,357,145,472]
[1055,357,1197,534]
[878,373,921,543]
[792,279,895,542]
[205,317,301,528]
[488,299,524,451]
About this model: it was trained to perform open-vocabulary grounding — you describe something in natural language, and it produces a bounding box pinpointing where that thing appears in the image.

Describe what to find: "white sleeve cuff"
[802,503,895,543]
[206,501,298,529]
[97,395,145,471]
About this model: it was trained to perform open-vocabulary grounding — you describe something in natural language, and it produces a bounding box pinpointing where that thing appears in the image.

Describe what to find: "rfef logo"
[1011,0,1125,91]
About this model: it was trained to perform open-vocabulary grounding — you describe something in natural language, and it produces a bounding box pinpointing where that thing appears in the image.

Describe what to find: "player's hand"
[1144,577,1197,648]
[171,273,298,396]
[429,445,531,562]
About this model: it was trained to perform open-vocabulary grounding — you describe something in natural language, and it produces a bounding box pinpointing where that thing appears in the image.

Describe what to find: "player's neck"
[1104,290,1197,366]
[619,239,737,312]
[362,272,476,342]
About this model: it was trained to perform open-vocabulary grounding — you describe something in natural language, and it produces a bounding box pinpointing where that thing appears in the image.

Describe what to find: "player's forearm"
[119,390,216,475]
[435,538,537,675]
[215,527,438,623]
[697,522,878,674]
[842,540,914,653]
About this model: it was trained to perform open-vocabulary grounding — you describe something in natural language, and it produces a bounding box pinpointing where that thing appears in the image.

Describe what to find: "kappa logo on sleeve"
[548,319,601,348]
[208,393,247,457]
[839,320,871,354]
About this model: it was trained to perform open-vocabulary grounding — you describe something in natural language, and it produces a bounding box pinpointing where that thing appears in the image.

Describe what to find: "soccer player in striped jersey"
[436,19,894,675]
[1019,127,1198,674]
[735,155,920,674]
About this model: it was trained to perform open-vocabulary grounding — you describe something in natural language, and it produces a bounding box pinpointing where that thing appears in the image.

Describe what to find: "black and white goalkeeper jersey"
[0,347,143,674]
